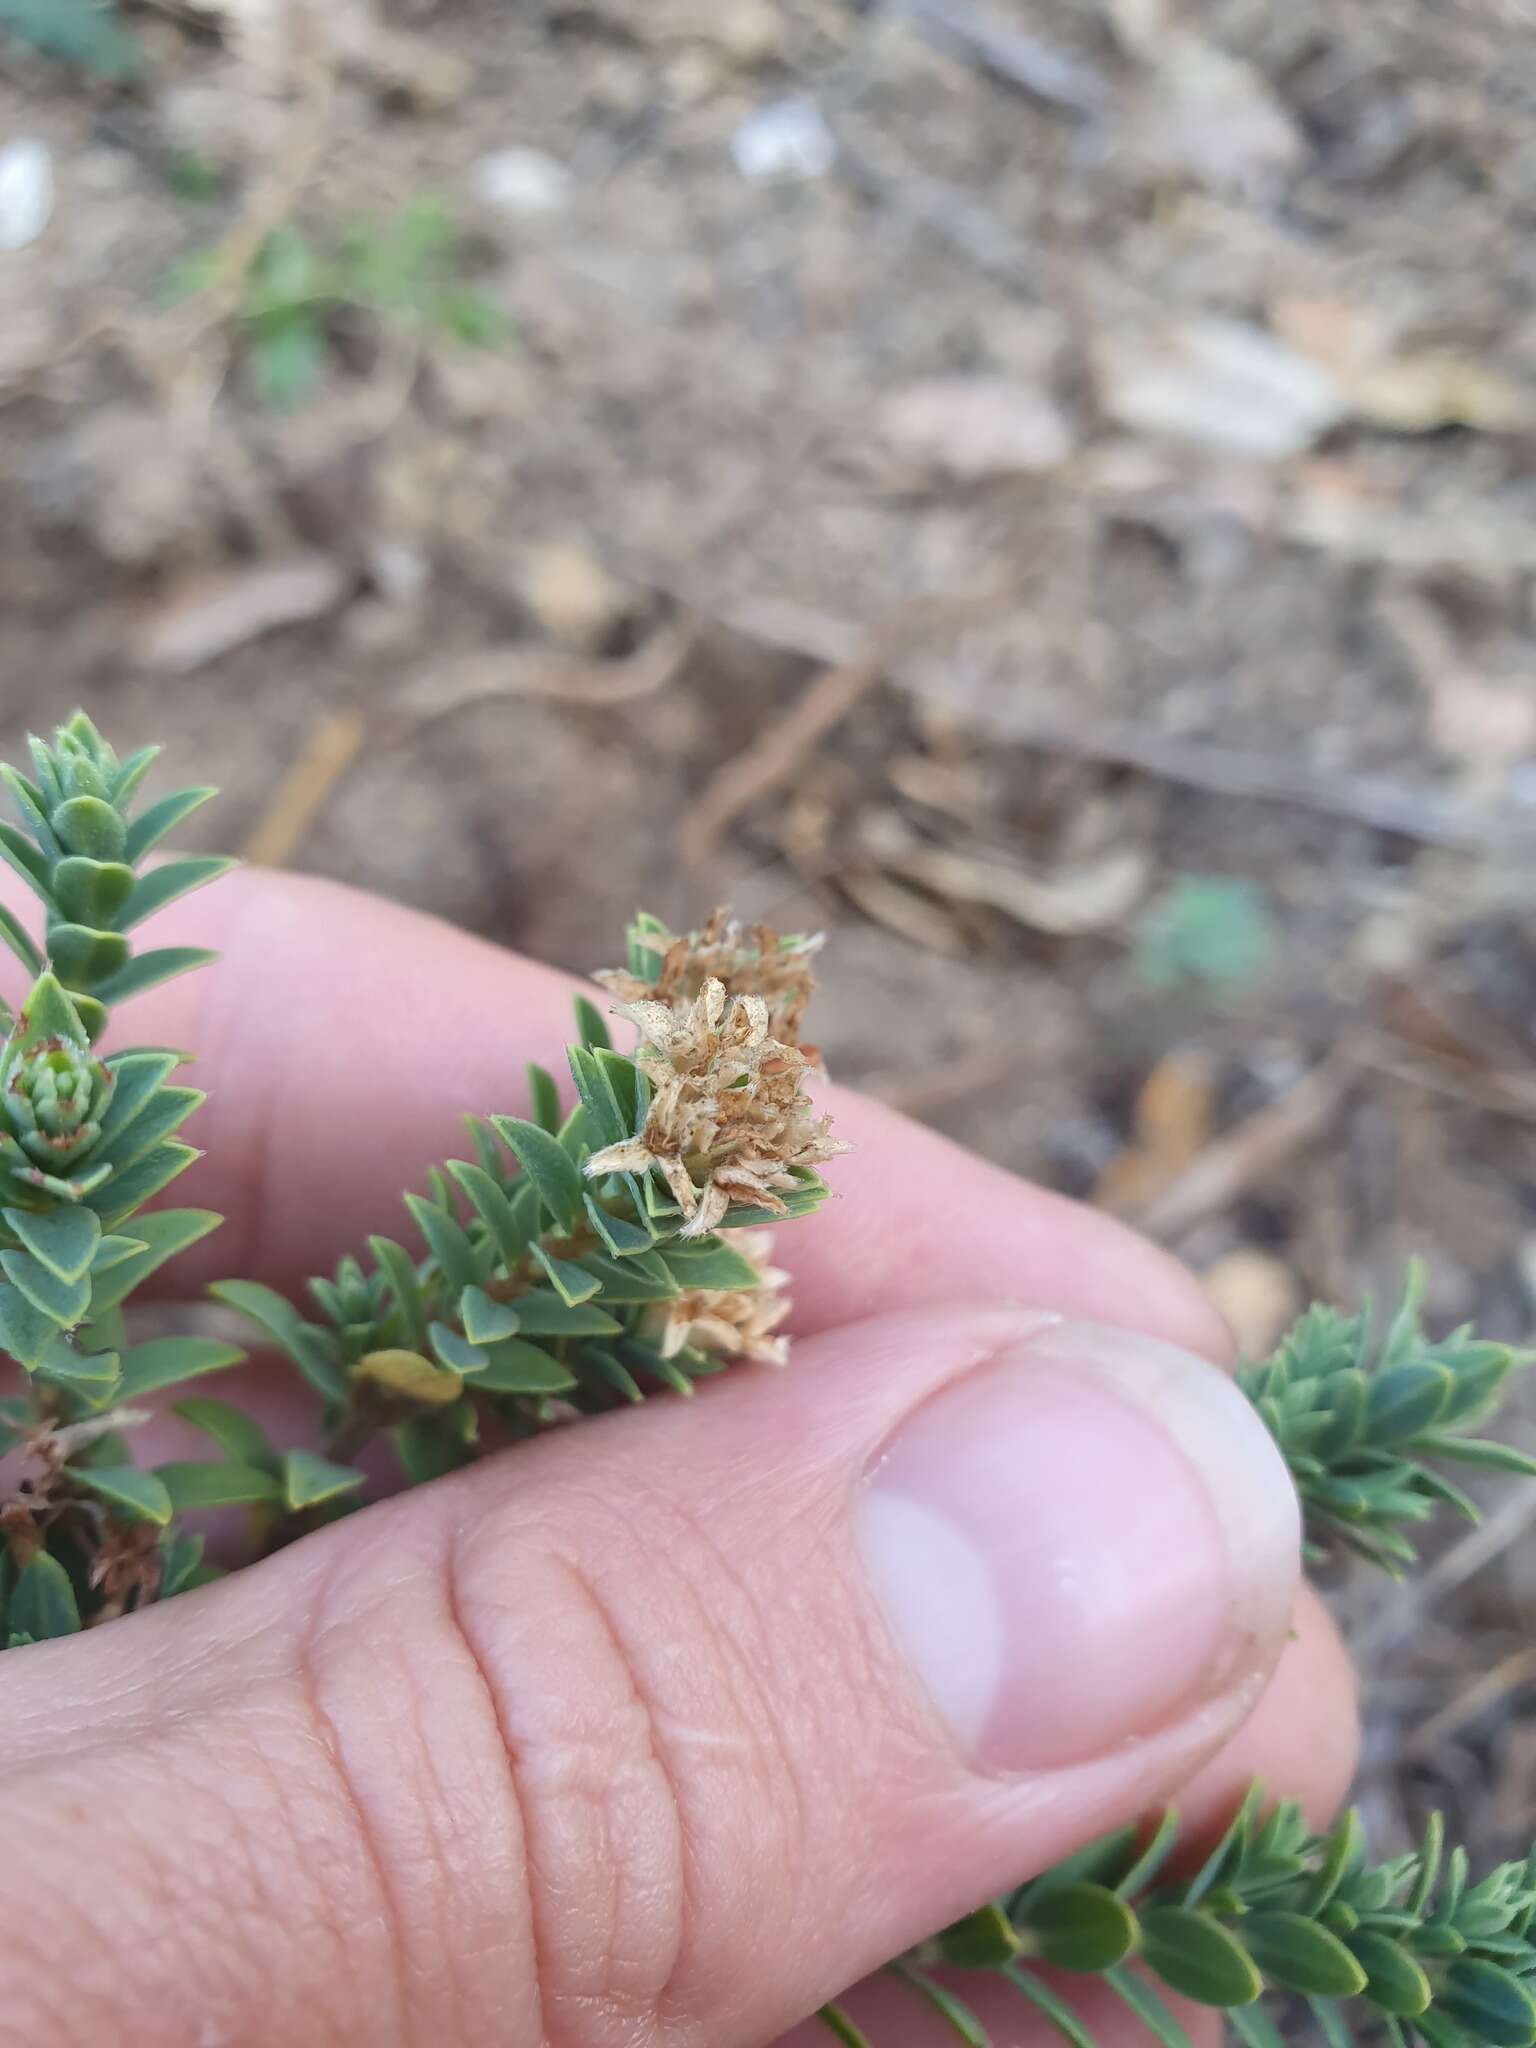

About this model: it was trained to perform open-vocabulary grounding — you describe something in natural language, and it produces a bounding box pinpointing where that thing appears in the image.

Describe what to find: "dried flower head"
[597,907,825,1051]
[585,973,847,1237]
[640,1229,792,1366]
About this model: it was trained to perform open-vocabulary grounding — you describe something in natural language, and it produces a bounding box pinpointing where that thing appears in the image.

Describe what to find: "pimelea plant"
[2,712,1534,2048]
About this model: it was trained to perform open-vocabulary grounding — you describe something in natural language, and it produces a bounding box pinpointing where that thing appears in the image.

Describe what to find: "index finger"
[8,866,1229,1354]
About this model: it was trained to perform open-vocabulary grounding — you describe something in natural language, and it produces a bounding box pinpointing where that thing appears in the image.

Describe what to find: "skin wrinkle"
[442,1510,551,2048]
[204,1662,397,2031]
[394,1597,484,2047]
[558,1553,689,2033]
[293,1597,411,2048]
[450,1510,691,2048]
[544,1548,688,2045]
[649,1487,809,2025]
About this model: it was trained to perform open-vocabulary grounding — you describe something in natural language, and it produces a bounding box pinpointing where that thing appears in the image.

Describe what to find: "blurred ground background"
[4,0,1536,1902]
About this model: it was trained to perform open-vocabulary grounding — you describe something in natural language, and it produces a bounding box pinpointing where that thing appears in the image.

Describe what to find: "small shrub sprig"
[0,715,239,1636]
[2,716,1535,2047]
[208,905,845,1495]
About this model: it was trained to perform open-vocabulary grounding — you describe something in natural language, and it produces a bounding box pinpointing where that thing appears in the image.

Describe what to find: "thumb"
[0,1306,1300,2047]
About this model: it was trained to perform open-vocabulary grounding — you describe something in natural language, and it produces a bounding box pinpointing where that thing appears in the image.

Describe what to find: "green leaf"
[117,1336,244,1399]
[47,921,129,989]
[97,1049,180,1142]
[157,1528,209,1600]
[0,1278,61,1366]
[32,1340,120,1398]
[459,1285,521,1346]
[1367,1362,1456,1443]
[1002,1967,1099,2048]
[1182,1782,1265,1907]
[816,2006,873,2048]
[91,948,216,1010]
[429,1320,488,1375]
[1113,1810,1182,1901]
[1239,1912,1367,1997]
[567,1045,627,1148]
[1020,1882,1138,1972]
[391,1417,472,1486]
[530,1241,602,1305]
[74,1464,174,1526]
[445,1163,527,1267]
[1103,1968,1197,2048]
[1225,2007,1290,2048]
[282,1449,364,1512]
[0,819,52,899]
[1427,1435,1536,1479]
[3,1203,101,1283]
[1438,1959,1536,2046]
[53,858,135,929]
[123,786,216,864]
[155,1460,284,1511]
[584,1194,655,1258]
[53,794,125,862]
[171,1397,277,1471]
[94,1084,203,1174]
[110,744,159,807]
[596,1048,645,1134]
[89,1140,201,1226]
[0,901,42,976]
[1,1247,91,1326]
[490,1115,583,1233]
[0,0,141,77]
[1,767,58,860]
[88,1208,220,1312]
[577,1252,676,1304]
[1139,1907,1263,2008]
[207,1278,346,1402]
[574,994,613,1051]
[660,1242,763,1291]
[1134,876,1273,993]
[932,1900,1021,1968]
[404,1193,480,1298]
[1346,1931,1431,2016]
[889,1966,989,2045]
[473,1338,577,1395]
[508,1292,620,1337]
[577,1345,645,1403]
[368,1235,429,1351]
[250,317,328,409]
[12,971,89,1054]
[526,1062,562,1134]
[7,1551,81,1641]
[117,857,236,932]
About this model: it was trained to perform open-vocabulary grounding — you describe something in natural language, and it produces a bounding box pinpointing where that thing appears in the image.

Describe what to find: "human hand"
[0,871,1357,2047]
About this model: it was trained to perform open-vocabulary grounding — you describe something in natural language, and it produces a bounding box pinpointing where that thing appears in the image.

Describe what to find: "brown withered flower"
[583,974,847,1237]
[639,1229,791,1367]
[596,908,824,1052]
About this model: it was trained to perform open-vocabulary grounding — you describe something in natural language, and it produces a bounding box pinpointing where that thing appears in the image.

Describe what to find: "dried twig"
[1359,1477,1536,1662]
[636,579,1536,855]
[393,621,697,734]
[680,652,887,873]
[241,706,366,868]
[676,589,1010,871]
[1403,1646,1536,1760]
[879,0,1107,117]
[1125,1062,1352,1242]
